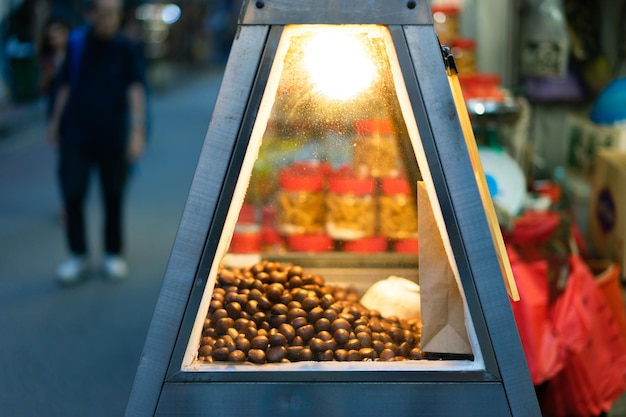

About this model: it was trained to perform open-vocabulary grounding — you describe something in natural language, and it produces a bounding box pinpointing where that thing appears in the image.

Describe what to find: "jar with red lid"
[379,178,418,240]
[452,38,476,76]
[276,167,326,235]
[230,204,261,254]
[432,5,460,45]
[459,74,506,102]
[352,119,400,179]
[326,176,377,240]
[260,205,285,253]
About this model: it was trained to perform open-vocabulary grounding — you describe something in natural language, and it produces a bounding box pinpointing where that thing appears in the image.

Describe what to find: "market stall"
[125,1,539,416]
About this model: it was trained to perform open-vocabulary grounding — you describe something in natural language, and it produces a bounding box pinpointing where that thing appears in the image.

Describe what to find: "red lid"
[394,238,419,253]
[279,168,324,192]
[328,165,352,179]
[343,237,388,253]
[382,178,411,195]
[452,38,476,49]
[354,119,393,136]
[460,73,501,88]
[328,176,375,195]
[237,204,256,224]
[431,5,460,15]
[230,231,261,254]
[459,73,505,102]
[287,234,334,252]
[472,86,505,102]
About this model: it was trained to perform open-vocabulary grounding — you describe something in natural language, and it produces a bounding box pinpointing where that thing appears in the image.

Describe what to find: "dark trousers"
[59,143,128,256]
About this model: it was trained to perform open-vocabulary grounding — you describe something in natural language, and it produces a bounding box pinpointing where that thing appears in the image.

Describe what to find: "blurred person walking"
[47,0,147,285]
[38,17,70,225]
[38,17,70,118]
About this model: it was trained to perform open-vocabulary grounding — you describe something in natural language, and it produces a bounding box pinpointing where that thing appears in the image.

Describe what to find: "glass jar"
[326,176,377,240]
[229,204,261,254]
[352,119,400,179]
[432,5,460,45]
[379,178,418,240]
[452,38,476,76]
[276,168,326,235]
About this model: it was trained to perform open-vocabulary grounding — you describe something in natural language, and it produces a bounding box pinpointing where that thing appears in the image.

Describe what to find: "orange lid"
[343,237,388,253]
[382,178,411,195]
[328,176,375,195]
[287,234,334,252]
[431,5,460,15]
[394,238,419,253]
[354,119,393,136]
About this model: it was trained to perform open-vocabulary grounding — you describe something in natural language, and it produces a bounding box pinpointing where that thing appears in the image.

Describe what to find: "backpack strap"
[68,26,88,87]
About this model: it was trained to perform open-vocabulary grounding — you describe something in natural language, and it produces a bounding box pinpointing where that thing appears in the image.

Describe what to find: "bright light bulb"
[304,30,377,100]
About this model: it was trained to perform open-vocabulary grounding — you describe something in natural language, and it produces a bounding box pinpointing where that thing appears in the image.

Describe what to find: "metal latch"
[440,45,458,75]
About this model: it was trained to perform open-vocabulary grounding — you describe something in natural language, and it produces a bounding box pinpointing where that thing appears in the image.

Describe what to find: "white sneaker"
[57,256,89,286]
[103,255,128,281]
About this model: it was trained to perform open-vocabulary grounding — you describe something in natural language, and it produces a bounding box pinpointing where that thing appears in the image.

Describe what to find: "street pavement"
[0,66,224,417]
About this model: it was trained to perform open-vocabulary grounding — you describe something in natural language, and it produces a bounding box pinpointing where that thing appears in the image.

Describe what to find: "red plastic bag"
[506,210,562,247]
[540,255,626,417]
[509,248,564,385]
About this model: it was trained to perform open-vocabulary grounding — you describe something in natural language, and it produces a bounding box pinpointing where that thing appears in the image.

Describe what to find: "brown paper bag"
[418,181,472,356]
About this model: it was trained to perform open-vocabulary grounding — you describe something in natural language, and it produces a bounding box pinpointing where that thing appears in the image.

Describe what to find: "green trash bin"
[9,56,39,102]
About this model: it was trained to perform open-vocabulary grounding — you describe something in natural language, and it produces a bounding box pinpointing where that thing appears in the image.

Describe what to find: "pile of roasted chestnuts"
[197,261,422,364]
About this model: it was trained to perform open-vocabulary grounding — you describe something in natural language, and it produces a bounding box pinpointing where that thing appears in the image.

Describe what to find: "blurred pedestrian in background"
[38,17,70,225]
[38,17,70,119]
[47,0,147,285]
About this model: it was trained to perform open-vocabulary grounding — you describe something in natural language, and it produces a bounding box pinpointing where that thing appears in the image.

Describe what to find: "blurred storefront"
[0,0,241,104]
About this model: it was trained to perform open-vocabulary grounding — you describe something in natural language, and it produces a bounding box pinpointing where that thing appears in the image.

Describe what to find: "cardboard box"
[588,150,626,280]
[566,114,626,178]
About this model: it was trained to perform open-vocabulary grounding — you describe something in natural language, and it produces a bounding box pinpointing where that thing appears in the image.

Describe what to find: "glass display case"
[126,2,539,416]
[181,23,474,370]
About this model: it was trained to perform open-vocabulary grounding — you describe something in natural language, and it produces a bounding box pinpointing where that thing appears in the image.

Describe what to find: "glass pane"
[183,25,476,370]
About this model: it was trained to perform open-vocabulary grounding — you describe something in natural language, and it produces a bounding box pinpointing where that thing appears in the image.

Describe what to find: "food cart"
[126,1,540,416]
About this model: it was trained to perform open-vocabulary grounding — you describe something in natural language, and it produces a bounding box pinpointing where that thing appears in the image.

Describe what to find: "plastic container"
[352,119,400,179]
[452,38,476,76]
[326,176,377,240]
[276,167,326,235]
[431,5,460,45]
[379,178,418,240]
